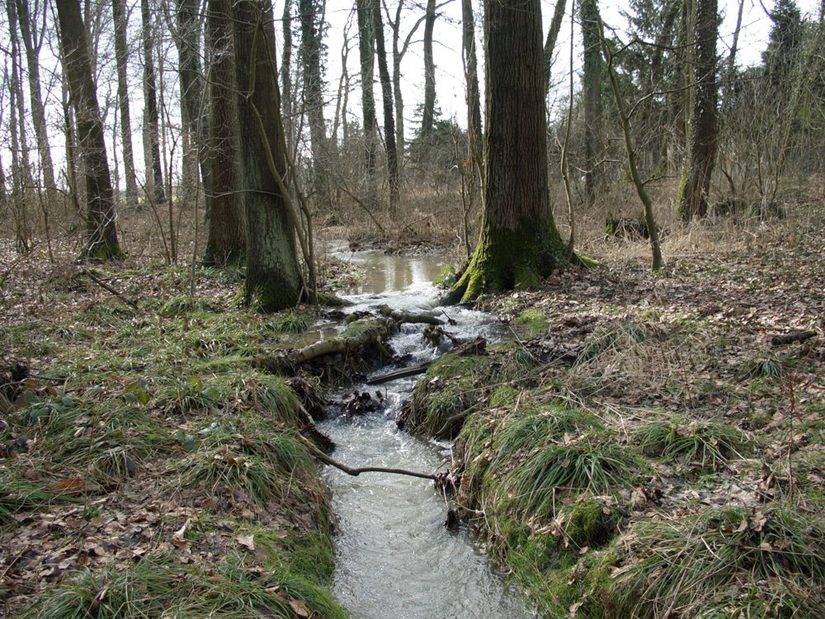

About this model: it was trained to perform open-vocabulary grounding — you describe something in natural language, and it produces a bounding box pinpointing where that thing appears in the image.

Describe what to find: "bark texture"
[141,0,166,205]
[372,0,399,211]
[421,0,437,138]
[299,0,330,207]
[233,0,302,310]
[56,0,122,259]
[111,0,139,210]
[356,0,378,209]
[449,0,566,303]
[203,0,246,265]
[677,0,718,220]
[581,0,603,207]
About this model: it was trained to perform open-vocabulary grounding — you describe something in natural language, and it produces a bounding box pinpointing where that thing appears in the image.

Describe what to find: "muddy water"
[318,248,531,619]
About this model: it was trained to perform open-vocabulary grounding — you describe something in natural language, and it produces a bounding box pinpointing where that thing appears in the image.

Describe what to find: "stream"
[316,247,531,619]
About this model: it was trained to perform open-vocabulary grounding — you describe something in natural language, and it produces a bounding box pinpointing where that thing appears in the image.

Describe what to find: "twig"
[80,269,139,310]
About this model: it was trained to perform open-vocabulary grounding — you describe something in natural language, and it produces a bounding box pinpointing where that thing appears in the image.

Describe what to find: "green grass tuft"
[504,437,642,517]
[613,505,825,618]
[270,310,313,334]
[636,419,752,470]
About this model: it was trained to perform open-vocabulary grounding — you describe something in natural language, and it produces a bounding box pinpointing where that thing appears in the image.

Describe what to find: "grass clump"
[176,425,313,507]
[636,419,752,470]
[0,472,66,525]
[270,310,312,334]
[575,319,649,364]
[503,437,642,517]
[493,405,601,466]
[612,505,825,617]
[403,350,492,438]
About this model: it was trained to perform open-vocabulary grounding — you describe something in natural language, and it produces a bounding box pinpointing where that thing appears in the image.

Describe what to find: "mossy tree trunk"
[203,0,246,265]
[677,0,718,220]
[56,0,122,260]
[448,0,567,304]
[233,0,302,310]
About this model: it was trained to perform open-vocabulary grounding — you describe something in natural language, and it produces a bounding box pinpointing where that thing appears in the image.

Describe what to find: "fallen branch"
[367,361,432,385]
[378,304,443,325]
[81,269,139,310]
[256,318,394,373]
[293,432,436,480]
[312,447,437,480]
[770,330,817,347]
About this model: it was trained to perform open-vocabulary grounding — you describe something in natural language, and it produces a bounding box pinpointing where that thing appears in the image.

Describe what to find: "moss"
[516,308,548,336]
[490,385,519,407]
[561,499,622,549]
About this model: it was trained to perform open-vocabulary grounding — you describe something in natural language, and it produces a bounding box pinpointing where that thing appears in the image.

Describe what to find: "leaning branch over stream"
[295,433,437,480]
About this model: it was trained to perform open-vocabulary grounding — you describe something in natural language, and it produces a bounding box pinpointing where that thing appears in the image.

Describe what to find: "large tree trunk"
[56,0,122,260]
[281,0,295,151]
[372,0,399,211]
[233,0,302,310]
[141,0,166,205]
[356,0,378,210]
[677,0,718,220]
[111,0,139,210]
[203,0,246,265]
[421,0,436,139]
[299,0,330,209]
[14,0,57,197]
[175,0,211,210]
[449,0,567,303]
[581,0,603,208]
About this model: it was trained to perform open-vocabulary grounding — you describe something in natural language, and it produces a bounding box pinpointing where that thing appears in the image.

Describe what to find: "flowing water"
[317,247,531,619]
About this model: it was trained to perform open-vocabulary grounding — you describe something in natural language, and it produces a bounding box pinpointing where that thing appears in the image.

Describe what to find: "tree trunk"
[387,0,406,159]
[580,0,603,207]
[356,0,378,210]
[543,0,567,95]
[677,0,718,220]
[461,0,482,174]
[448,0,567,303]
[233,0,302,310]
[372,0,399,211]
[421,0,436,139]
[203,0,246,265]
[175,0,211,210]
[14,0,57,197]
[111,0,139,210]
[141,0,166,205]
[299,0,330,208]
[56,0,122,260]
[281,0,295,151]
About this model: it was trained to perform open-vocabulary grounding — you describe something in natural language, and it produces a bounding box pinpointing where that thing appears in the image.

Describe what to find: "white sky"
[1,0,821,187]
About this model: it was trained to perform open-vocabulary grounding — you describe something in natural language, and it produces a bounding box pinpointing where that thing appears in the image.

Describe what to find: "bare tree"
[372,0,400,211]
[677,0,718,220]
[141,0,166,205]
[420,0,437,140]
[56,0,123,259]
[356,0,378,210]
[111,0,139,210]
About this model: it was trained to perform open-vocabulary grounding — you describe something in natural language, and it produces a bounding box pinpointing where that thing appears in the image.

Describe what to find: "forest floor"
[406,205,825,616]
[1,203,823,617]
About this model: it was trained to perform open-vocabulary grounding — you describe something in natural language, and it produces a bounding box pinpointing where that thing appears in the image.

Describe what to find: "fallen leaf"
[289,598,310,618]
[172,518,190,547]
[237,534,255,551]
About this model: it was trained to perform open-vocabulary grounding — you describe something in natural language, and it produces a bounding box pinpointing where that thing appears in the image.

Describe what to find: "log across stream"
[317,247,531,619]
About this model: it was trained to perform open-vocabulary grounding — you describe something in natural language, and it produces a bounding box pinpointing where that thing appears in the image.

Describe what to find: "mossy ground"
[0,260,348,617]
[426,208,825,616]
